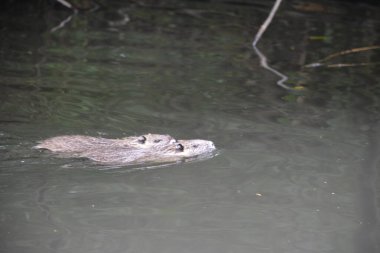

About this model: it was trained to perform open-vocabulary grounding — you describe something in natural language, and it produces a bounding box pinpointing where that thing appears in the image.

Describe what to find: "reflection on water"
[1,0,379,252]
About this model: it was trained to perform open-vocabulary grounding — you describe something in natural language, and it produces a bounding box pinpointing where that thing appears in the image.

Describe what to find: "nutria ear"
[137,136,146,144]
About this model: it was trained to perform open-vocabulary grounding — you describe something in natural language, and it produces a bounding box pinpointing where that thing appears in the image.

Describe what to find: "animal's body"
[34,134,216,165]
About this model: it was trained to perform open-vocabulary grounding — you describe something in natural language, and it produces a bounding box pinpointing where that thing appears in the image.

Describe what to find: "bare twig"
[305,45,380,68]
[51,0,80,33]
[252,0,292,90]
[252,46,290,90]
[50,12,76,32]
[322,62,380,68]
[55,0,74,9]
[252,0,283,47]
[320,45,380,63]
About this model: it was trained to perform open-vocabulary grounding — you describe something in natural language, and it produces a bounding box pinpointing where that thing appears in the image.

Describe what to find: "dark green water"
[1,0,379,252]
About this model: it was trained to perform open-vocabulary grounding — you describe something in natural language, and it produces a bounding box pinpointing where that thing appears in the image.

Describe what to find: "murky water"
[1,0,379,252]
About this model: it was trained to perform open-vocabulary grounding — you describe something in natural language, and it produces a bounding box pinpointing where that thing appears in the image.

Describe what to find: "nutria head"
[144,139,216,159]
[171,139,216,157]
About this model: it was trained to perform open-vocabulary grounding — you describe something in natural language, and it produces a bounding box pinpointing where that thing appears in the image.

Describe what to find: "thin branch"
[55,0,74,9]
[252,0,292,90]
[320,45,380,63]
[322,62,380,68]
[304,45,380,68]
[51,0,80,33]
[252,0,283,47]
[50,12,76,32]
[252,46,290,90]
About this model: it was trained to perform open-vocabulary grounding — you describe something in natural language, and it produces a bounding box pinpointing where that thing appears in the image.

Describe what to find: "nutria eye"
[176,143,184,152]
[154,139,162,143]
[137,136,146,144]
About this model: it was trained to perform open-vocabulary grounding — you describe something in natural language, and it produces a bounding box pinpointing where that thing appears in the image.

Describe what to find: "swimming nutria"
[34,134,216,165]
[34,134,176,153]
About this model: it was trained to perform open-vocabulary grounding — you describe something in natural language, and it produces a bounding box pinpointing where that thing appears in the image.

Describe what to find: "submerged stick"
[252,0,292,90]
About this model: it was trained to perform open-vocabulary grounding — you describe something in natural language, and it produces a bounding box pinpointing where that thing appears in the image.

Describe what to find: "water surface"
[1,0,379,252]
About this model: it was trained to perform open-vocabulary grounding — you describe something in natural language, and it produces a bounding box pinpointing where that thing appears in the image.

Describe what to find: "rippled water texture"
[1,0,380,252]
